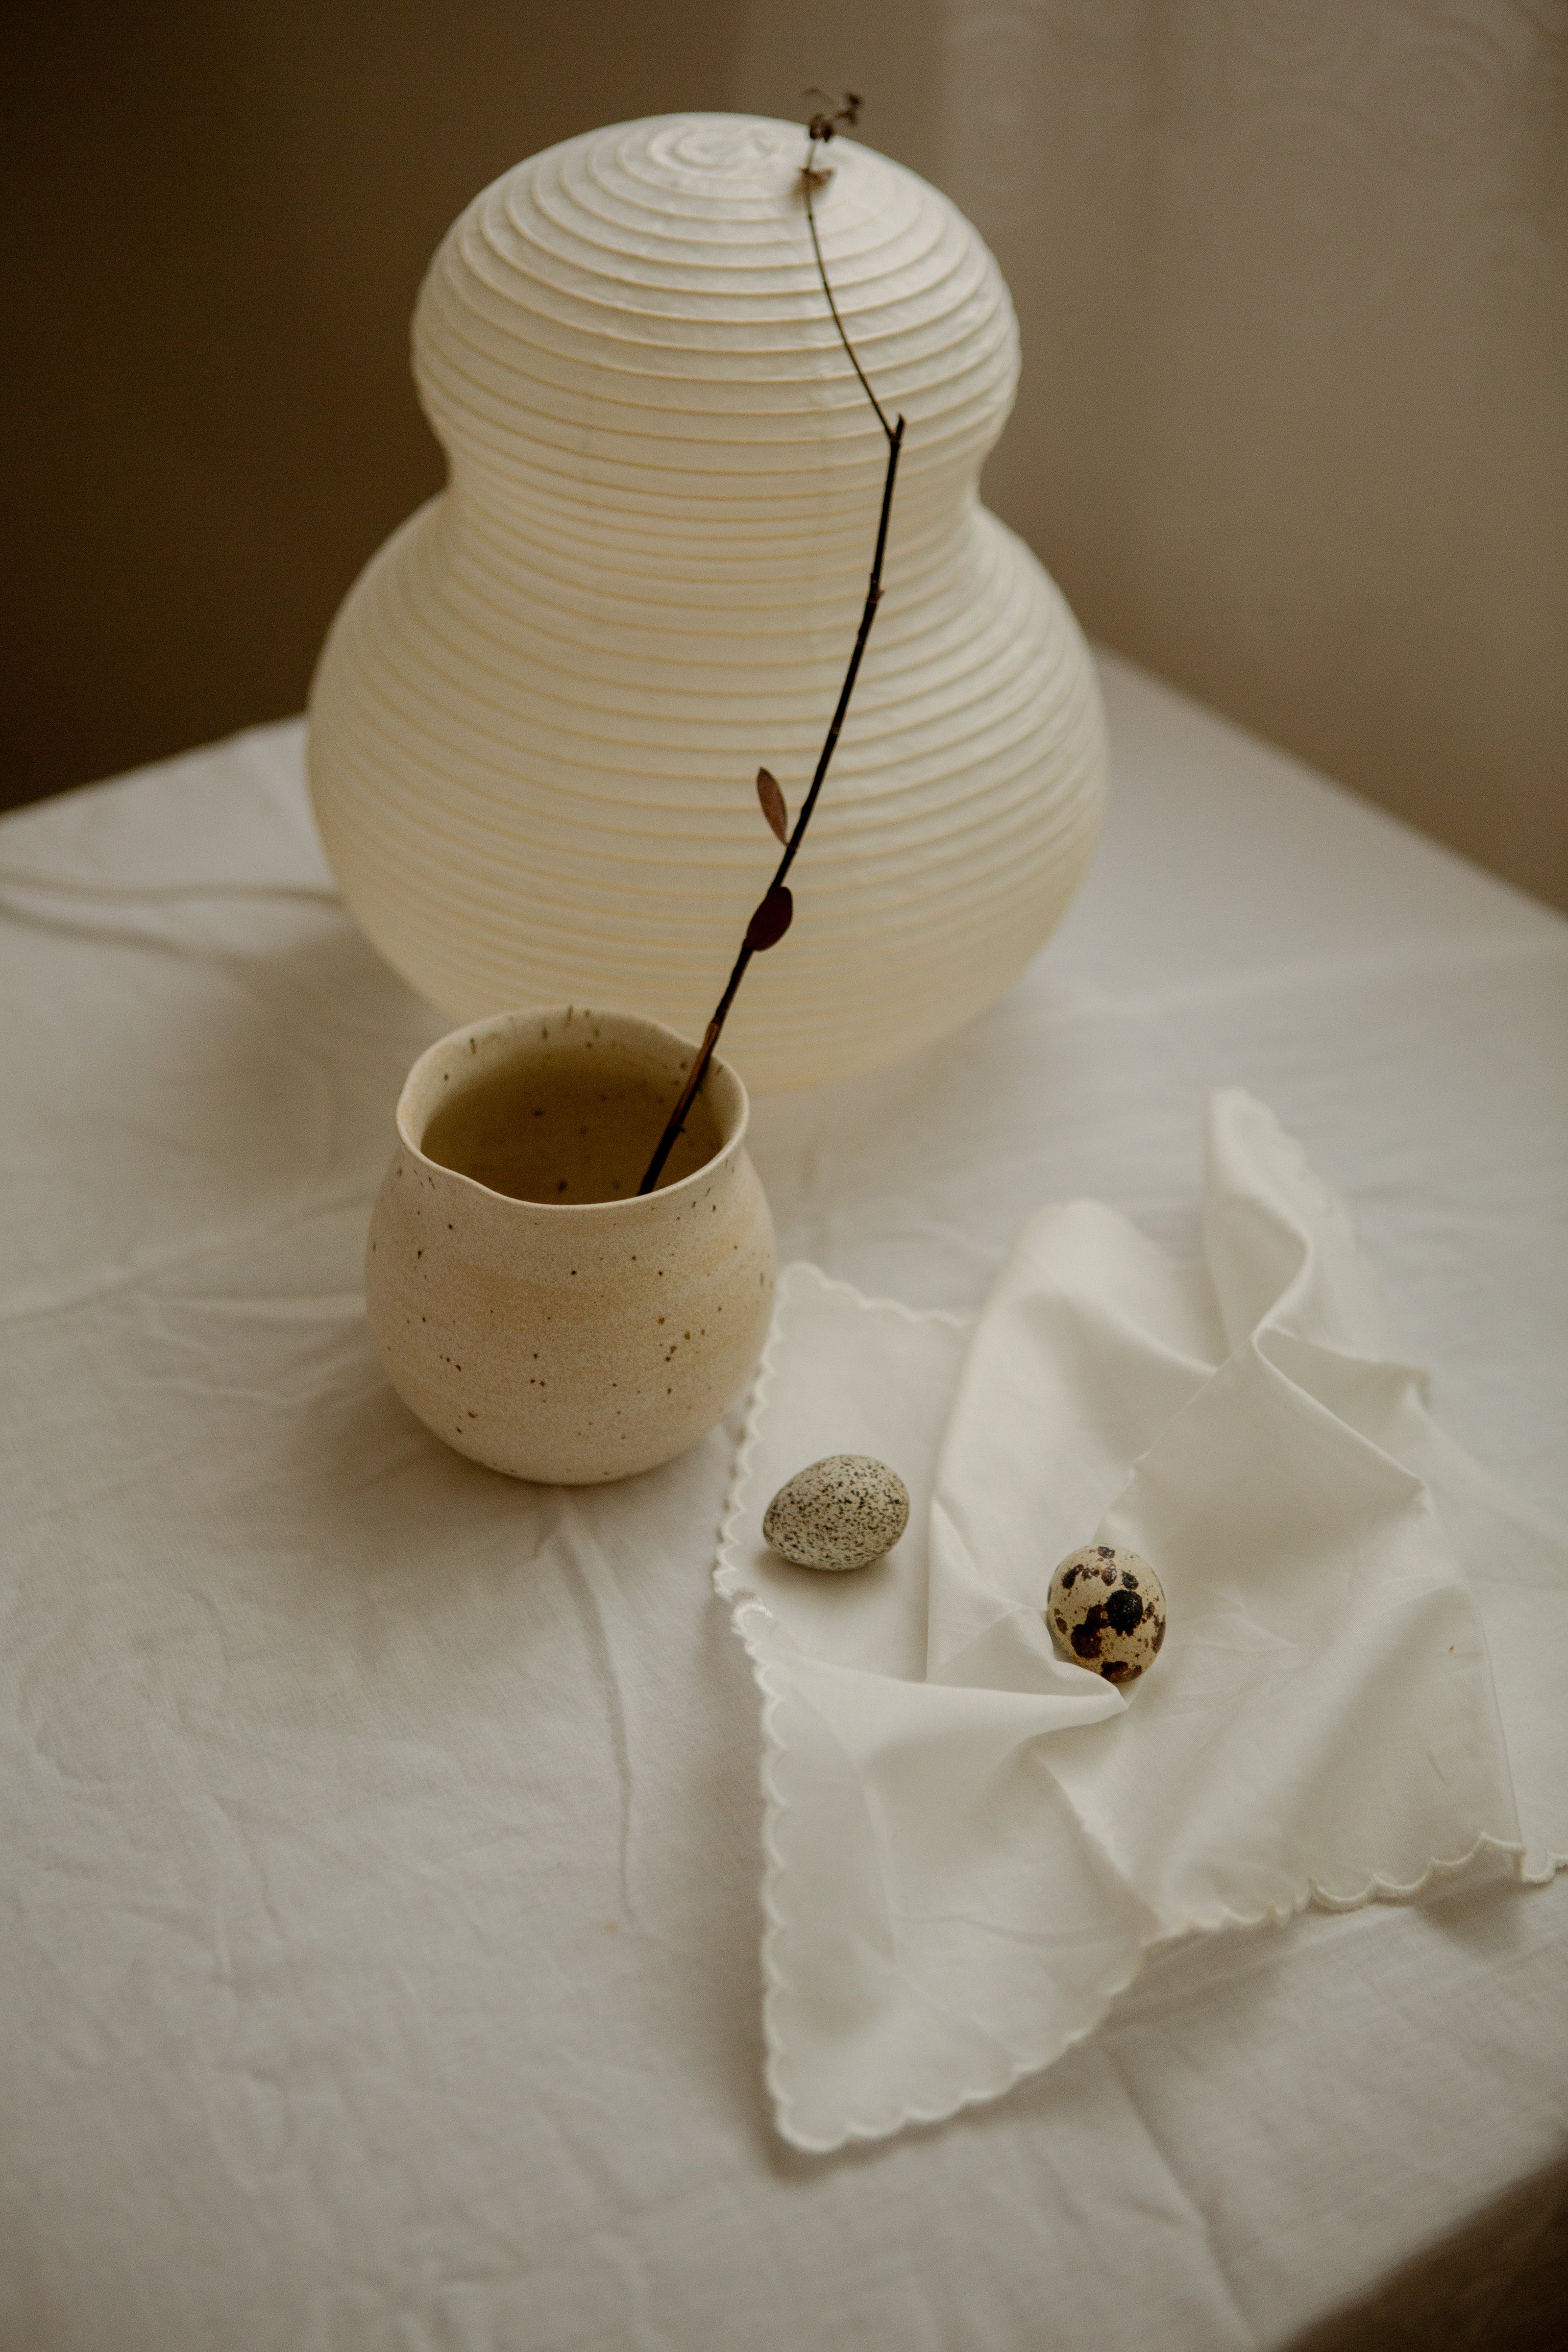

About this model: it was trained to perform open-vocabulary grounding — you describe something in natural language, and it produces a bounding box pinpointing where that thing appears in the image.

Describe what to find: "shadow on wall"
[6,0,1567,911]
[2,0,738,813]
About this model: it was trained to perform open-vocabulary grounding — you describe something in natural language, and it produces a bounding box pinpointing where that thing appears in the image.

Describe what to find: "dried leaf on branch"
[756,767,789,844]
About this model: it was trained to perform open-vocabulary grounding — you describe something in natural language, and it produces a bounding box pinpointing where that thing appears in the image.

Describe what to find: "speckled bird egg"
[1046,1545,1167,1685]
[763,1455,910,1572]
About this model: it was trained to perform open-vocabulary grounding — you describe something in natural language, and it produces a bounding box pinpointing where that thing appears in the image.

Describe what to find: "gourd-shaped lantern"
[308,115,1106,1092]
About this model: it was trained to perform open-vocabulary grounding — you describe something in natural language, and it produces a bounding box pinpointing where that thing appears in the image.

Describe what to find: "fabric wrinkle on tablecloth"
[4,683,1567,2351]
[718,1091,1568,2153]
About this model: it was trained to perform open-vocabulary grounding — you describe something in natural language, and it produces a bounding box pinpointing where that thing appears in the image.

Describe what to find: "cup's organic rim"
[395,1003,749,1215]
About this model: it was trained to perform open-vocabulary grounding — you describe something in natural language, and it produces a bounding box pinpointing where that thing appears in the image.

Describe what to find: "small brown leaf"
[745,884,794,954]
[756,766,789,844]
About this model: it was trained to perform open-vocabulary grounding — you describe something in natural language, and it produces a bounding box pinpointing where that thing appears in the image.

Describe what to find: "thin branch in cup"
[637,100,905,1194]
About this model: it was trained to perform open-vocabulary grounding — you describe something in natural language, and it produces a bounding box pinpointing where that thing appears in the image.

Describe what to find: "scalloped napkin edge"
[716,1091,1568,2153]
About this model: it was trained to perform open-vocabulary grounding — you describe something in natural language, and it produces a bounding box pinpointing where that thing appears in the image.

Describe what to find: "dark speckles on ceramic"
[764,1456,910,1572]
[365,1005,774,1484]
[1046,1544,1167,1685]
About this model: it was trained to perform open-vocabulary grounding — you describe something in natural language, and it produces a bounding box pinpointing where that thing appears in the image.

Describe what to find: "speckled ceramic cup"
[366,1006,775,1484]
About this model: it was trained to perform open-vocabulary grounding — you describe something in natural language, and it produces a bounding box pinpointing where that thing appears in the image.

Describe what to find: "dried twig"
[637,99,905,1193]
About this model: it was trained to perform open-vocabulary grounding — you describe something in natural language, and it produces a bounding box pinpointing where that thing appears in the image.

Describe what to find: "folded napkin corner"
[717,1093,1568,2151]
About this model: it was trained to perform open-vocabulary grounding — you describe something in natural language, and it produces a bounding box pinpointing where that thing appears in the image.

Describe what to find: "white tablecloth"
[2,654,1565,2351]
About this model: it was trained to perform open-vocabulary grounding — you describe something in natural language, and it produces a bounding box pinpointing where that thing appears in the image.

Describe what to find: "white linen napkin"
[717,1092,1568,2152]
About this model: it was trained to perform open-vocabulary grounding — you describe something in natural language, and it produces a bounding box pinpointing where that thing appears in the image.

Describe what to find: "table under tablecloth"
[1,652,1564,2352]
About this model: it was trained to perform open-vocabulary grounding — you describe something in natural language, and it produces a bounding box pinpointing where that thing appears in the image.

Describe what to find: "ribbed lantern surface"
[308,115,1106,1091]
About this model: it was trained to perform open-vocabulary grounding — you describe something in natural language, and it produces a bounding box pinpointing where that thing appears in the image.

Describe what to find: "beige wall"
[8,1,1566,906]
[739,0,1568,908]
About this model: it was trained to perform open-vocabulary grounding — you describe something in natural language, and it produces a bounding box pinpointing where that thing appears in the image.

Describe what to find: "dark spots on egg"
[1045,1544,1167,1688]
[1070,1607,1108,1660]
[764,1455,910,1572]
[1105,1587,1144,1635]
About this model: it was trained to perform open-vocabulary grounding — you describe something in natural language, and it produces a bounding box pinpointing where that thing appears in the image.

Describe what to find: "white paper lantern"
[308,115,1106,1092]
